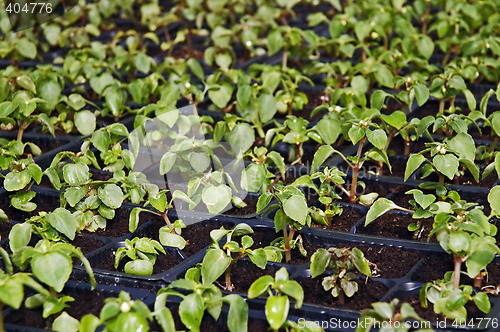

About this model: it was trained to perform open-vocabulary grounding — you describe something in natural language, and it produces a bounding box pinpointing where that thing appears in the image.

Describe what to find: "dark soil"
[248,226,324,265]
[72,234,105,255]
[359,156,408,178]
[357,212,435,243]
[216,259,280,293]
[310,207,362,232]
[83,208,139,239]
[0,220,13,241]
[299,276,388,310]
[223,196,258,216]
[0,192,61,222]
[94,247,181,275]
[136,217,233,257]
[334,243,422,279]
[4,288,108,329]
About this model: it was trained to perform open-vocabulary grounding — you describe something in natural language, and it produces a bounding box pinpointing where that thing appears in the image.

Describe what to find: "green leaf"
[310,248,329,278]
[414,84,429,106]
[53,312,80,332]
[202,184,232,214]
[283,195,307,224]
[159,231,186,250]
[248,248,267,269]
[32,252,72,292]
[9,223,32,252]
[98,184,124,209]
[179,293,204,332]
[215,52,232,71]
[448,133,475,161]
[160,152,176,175]
[208,83,233,109]
[448,231,470,253]
[46,208,77,240]
[404,154,426,181]
[91,129,110,153]
[201,248,232,285]
[124,260,154,275]
[371,302,394,320]
[38,79,61,111]
[223,295,248,332]
[268,28,284,56]
[74,111,96,136]
[227,123,254,153]
[381,111,406,130]
[132,53,151,74]
[256,192,273,214]
[64,187,87,207]
[311,145,335,172]
[187,58,204,80]
[258,94,277,123]
[241,163,266,192]
[89,73,115,95]
[188,152,211,173]
[63,163,90,186]
[265,296,289,330]
[365,198,401,226]
[473,292,491,314]
[433,154,459,180]
[0,278,24,309]
[16,39,37,59]
[489,186,500,215]
[348,126,366,145]
[4,170,31,191]
[417,35,434,59]
[466,250,495,279]
[315,118,341,145]
[248,275,274,298]
[366,129,387,150]
[10,191,37,212]
[280,280,304,308]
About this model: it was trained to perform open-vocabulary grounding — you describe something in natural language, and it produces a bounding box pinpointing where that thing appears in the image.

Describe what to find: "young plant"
[79,291,155,332]
[266,115,318,165]
[240,146,286,193]
[154,266,248,332]
[129,189,194,250]
[310,247,372,305]
[404,132,479,186]
[289,167,344,226]
[114,237,166,276]
[2,157,42,213]
[257,185,309,263]
[248,267,304,331]
[0,246,52,332]
[420,271,491,320]
[9,239,95,320]
[201,223,270,291]
[312,111,391,203]
[356,298,432,332]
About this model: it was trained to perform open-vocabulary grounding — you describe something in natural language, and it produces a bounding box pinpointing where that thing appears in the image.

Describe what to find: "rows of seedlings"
[2,0,500,331]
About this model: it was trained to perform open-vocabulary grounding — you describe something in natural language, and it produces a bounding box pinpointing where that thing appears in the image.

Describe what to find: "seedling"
[310,247,372,305]
[404,133,479,186]
[257,185,309,263]
[420,272,491,320]
[357,298,431,332]
[312,112,391,203]
[154,266,248,332]
[2,157,42,212]
[114,237,166,276]
[79,291,154,332]
[201,223,269,291]
[0,245,52,332]
[248,267,304,331]
[241,146,286,193]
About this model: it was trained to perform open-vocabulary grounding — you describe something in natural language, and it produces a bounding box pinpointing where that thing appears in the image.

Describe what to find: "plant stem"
[255,122,265,139]
[161,211,177,235]
[338,289,345,305]
[17,123,27,142]
[438,174,445,186]
[224,254,243,291]
[349,137,365,203]
[453,256,463,290]
[473,273,484,288]
[282,48,288,71]
[438,99,445,116]
[282,209,291,263]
